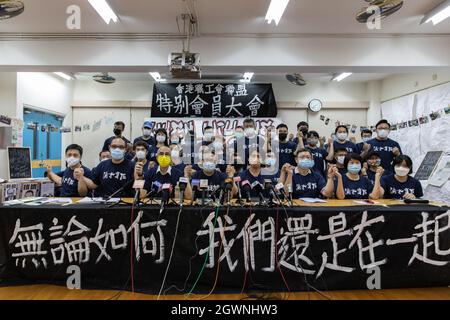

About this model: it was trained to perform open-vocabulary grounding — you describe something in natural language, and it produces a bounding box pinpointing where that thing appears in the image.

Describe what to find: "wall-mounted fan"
[356,0,403,23]
[93,73,116,84]
[286,73,307,86]
[0,0,24,19]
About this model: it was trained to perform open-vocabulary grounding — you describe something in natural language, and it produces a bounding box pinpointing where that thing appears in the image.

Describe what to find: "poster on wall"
[151,83,278,118]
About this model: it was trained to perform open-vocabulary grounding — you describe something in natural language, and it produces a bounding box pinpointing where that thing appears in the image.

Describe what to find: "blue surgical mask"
[203,162,216,172]
[348,163,362,174]
[111,148,125,160]
[298,159,315,169]
[362,137,372,143]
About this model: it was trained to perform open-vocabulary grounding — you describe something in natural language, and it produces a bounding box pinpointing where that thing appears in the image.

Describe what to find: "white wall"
[16,73,74,170]
[0,73,17,179]
[381,72,450,102]
[74,80,152,102]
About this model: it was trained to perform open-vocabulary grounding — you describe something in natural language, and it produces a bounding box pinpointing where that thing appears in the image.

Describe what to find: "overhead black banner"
[0,204,449,295]
[151,83,278,118]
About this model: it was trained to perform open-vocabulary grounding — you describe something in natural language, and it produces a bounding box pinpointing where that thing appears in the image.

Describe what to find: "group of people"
[45,118,424,202]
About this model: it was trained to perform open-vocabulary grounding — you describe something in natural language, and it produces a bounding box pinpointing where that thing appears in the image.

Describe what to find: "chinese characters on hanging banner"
[8,210,450,278]
[151,83,278,118]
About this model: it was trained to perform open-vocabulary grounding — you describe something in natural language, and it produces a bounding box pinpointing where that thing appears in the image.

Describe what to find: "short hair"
[276,123,288,130]
[335,147,348,155]
[114,121,125,129]
[203,125,213,132]
[134,141,149,150]
[111,137,126,146]
[344,153,363,168]
[235,126,244,130]
[335,125,349,134]
[366,151,381,159]
[307,130,320,139]
[243,118,255,126]
[376,119,391,129]
[297,121,309,129]
[393,155,413,174]
[295,148,313,157]
[99,150,110,157]
[361,129,373,137]
[65,144,83,157]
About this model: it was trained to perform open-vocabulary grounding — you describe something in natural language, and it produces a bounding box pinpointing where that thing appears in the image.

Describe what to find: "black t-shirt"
[91,159,135,197]
[57,165,93,197]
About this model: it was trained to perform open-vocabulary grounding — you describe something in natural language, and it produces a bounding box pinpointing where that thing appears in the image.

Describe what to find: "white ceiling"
[75,72,391,83]
[0,0,449,34]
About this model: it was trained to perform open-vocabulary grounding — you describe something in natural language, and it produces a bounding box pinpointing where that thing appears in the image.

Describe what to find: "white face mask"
[142,129,152,137]
[204,132,214,142]
[362,137,372,143]
[245,128,256,137]
[336,133,348,141]
[66,156,80,167]
[395,166,410,177]
[377,129,389,139]
[136,150,146,160]
[100,157,110,162]
[156,135,166,143]
[337,156,346,165]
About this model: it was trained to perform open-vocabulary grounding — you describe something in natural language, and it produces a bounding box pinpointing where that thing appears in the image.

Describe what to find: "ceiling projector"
[0,1,24,19]
[356,0,403,23]
[169,52,201,79]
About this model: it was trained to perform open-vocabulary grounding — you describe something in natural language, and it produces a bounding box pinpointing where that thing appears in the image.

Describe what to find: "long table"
[0,200,449,295]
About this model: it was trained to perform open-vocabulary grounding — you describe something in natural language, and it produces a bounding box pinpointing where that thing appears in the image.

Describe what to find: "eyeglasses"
[158,152,171,156]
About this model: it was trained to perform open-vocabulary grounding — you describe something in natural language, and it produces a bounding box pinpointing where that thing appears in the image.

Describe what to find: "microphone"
[287,184,294,206]
[233,176,242,204]
[241,180,252,202]
[264,179,276,205]
[191,179,200,205]
[160,183,172,215]
[144,181,162,199]
[200,179,208,205]
[132,180,145,206]
[252,180,266,205]
[223,177,233,205]
[106,178,134,200]
[178,177,189,207]
[275,182,291,205]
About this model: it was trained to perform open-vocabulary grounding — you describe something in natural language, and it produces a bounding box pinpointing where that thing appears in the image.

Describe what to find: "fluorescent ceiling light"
[332,73,352,82]
[421,0,450,25]
[53,72,73,81]
[149,72,166,82]
[265,0,290,25]
[240,72,254,83]
[88,0,118,25]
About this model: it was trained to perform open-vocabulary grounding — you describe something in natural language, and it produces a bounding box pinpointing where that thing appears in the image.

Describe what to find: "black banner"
[0,204,449,295]
[151,83,278,118]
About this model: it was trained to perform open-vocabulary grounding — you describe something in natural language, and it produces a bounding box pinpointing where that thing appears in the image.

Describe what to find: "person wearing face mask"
[365,120,402,173]
[99,150,111,162]
[238,150,273,199]
[268,124,297,170]
[298,131,334,178]
[191,152,237,201]
[197,126,215,148]
[261,150,281,184]
[355,129,373,155]
[292,121,309,146]
[133,141,151,174]
[331,125,357,155]
[239,119,265,166]
[280,149,334,199]
[82,138,135,198]
[133,121,155,149]
[362,152,386,184]
[334,148,349,175]
[147,128,169,163]
[210,136,228,173]
[137,146,192,200]
[102,121,131,153]
[170,143,187,172]
[228,152,246,176]
[334,153,383,200]
[380,155,423,200]
[45,144,92,197]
